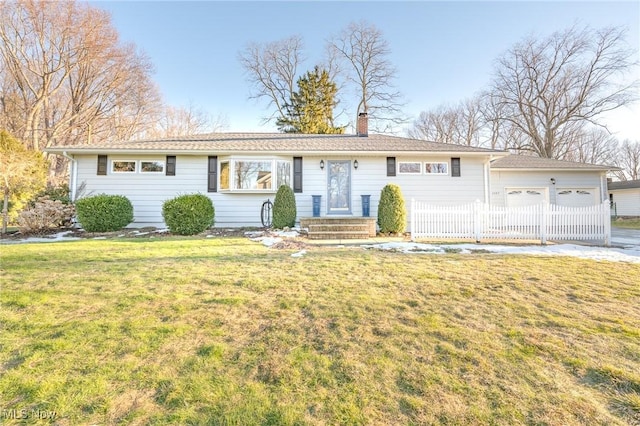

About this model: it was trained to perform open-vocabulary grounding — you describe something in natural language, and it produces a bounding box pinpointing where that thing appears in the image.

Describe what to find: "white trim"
[111,160,137,173]
[397,161,422,175]
[424,162,448,175]
[140,160,165,173]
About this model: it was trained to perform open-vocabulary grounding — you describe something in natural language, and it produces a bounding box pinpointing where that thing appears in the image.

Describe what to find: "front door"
[327,160,351,214]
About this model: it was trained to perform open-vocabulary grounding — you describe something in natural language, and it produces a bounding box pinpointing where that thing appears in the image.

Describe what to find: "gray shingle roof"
[608,179,640,190]
[45,133,508,155]
[491,155,616,171]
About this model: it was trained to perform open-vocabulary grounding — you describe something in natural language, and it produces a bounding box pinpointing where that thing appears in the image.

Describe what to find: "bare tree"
[409,96,485,146]
[327,21,405,132]
[238,35,305,124]
[488,25,638,159]
[615,139,640,181]
[0,0,162,173]
[564,127,619,165]
[145,103,228,139]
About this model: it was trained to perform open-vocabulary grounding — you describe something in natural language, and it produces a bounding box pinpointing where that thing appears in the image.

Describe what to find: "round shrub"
[75,194,133,232]
[377,183,406,234]
[272,185,297,229]
[162,194,214,235]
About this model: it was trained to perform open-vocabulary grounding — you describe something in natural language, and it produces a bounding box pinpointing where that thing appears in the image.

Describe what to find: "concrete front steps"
[300,217,377,240]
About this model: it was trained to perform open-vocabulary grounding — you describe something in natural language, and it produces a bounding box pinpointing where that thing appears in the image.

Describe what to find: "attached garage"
[556,188,598,207]
[490,156,615,208]
[505,188,547,207]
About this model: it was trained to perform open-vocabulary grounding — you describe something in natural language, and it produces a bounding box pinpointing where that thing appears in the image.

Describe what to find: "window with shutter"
[387,157,396,177]
[293,157,303,193]
[97,155,107,175]
[166,156,176,176]
[451,158,461,177]
[208,156,217,192]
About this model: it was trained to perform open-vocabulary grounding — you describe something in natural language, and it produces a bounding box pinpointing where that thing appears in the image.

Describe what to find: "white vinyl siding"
[491,170,604,207]
[609,188,640,216]
[75,154,489,229]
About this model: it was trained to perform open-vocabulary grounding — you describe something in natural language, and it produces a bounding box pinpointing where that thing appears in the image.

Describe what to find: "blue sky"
[93,1,640,140]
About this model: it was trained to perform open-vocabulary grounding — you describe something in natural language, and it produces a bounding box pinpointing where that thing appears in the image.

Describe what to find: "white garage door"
[556,188,598,207]
[506,188,547,207]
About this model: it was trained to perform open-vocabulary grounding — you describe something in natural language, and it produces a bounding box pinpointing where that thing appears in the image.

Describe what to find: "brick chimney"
[357,112,368,137]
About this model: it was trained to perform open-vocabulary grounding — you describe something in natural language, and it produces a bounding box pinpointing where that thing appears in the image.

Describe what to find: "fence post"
[603,201,611,247]
[541,201,548,245]
[411,198,415,241]
[474,200,482,243]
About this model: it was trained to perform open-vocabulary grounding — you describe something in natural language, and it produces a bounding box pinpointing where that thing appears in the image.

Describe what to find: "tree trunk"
[2,187,9,234]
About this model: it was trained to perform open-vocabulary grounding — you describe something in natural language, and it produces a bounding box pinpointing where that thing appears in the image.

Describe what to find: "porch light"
[320,160,325,170]
[354,159,359,169]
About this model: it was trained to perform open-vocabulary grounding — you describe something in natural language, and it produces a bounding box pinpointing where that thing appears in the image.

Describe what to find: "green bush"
[377,184,406,234]
[162,194,214,235]
[75,194,134,232]
[272,185,297,229]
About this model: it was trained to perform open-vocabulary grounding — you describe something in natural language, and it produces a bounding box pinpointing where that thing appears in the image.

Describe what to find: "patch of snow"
[250,236,282,247]
[92,236,107,240]
[154,228,170,234]
[362,242,640,263]
[1,231,80,245]
[272,230,299,238]
[245,231,265,238]
[291,250,306,258]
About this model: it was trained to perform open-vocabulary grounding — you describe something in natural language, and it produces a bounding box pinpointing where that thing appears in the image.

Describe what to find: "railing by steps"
[411,200,611,245]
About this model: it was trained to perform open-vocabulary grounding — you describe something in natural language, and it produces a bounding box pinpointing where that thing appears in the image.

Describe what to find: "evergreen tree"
[277,66,344,134]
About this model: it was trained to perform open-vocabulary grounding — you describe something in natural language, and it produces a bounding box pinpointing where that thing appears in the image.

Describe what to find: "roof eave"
[46,148,509,156]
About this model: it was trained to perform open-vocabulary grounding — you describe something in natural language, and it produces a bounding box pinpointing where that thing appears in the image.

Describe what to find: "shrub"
[34,184,71,205]
[377,183,406,234]
[272,185,297,229]
[75,194,134,232]
[162,194,214,235]
[17,196,76,233]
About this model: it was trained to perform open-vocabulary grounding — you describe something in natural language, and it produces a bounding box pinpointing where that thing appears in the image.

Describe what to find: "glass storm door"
[327,160,351,214]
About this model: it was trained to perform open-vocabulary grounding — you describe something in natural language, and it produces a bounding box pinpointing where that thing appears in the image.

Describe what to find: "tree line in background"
[407,26,640,181]
[238,21,405,135]
[1,0,639,183]
[0,0,226,178]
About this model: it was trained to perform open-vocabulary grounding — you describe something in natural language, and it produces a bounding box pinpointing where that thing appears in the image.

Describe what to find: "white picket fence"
[410,199,611,245]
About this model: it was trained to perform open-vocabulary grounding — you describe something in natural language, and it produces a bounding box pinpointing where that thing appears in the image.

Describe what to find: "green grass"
[1,238,639,425]
[612,217,640,229]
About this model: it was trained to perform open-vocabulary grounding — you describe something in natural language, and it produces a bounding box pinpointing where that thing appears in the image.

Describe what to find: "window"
[277,161,291,188]
[219,160,229,190]
[219,159,292,192]
[424,162,448,174]
[398,162,422,174]
[112,161,136,173]
[140,161,165,173]
[236,161,272,190]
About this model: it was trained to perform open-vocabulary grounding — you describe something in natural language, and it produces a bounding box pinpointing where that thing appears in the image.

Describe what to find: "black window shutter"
[207,156,217,192]
[386,157,396,177]
[166,156,176,176]
[451,158,461,177]
[293,157,303,193]
[97,155,107,175]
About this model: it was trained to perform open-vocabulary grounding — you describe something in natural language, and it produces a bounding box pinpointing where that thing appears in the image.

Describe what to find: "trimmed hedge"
[272,185,297,229]
[75,194,134,232]
[162,194,214,235]
[377,184,406,234]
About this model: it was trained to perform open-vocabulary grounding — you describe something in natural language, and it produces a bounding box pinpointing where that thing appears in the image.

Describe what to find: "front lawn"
[612,217,640,229]
[1,238,639,425]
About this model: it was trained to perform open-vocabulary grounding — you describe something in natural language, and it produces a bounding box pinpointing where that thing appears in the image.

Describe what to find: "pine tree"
[277,66,344,134]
